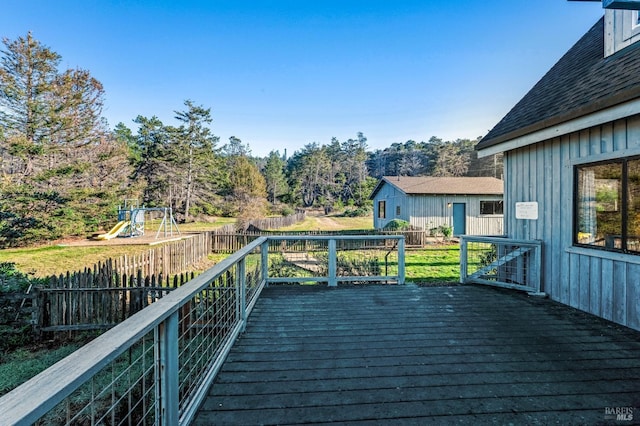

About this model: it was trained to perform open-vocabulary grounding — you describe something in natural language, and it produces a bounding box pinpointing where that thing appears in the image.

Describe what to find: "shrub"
[440,225,453,239]
[343,206,371,217]
[0,263,32,293]
[280,206,295,216]
[383,219,411,231]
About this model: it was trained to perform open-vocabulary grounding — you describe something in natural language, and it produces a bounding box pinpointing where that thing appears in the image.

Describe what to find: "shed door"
[453,203,466,236]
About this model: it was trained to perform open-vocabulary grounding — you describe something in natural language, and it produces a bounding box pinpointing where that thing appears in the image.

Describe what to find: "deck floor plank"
[193,284,640,425]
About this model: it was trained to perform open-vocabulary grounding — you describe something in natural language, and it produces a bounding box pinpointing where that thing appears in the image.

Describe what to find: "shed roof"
[477,17,640,151]
[369,176,504,199]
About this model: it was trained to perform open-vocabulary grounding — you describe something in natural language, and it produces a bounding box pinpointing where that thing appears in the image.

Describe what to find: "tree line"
[0,33,502,247]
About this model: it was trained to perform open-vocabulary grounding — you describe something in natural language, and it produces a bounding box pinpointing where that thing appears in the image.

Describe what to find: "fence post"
[459,236,468,284]
[398,237,405,285]
[328,239,337,287]
[157,312,179,426]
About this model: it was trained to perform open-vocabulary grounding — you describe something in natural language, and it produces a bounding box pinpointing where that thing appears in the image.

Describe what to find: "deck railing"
[460,236,543,295]
[0,235,404,426]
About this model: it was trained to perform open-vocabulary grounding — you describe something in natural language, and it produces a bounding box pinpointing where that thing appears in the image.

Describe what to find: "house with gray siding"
[476,2,640,331]
[369,176,503,236]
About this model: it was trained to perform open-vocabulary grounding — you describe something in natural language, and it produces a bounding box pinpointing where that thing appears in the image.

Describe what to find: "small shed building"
[369,176,504,236]
[476,4,640,331]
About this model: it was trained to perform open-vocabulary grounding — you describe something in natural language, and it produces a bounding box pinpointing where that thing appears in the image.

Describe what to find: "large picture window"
[575,157,640,254]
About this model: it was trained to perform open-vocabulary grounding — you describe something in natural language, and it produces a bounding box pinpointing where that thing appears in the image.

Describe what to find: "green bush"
[383,219,411,231]
[343,206,371,217]
[0,263,32,293]
[280,206,295,216]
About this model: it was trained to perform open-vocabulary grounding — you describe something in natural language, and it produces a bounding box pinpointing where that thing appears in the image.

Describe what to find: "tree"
[263,150,288,204]
[0,33,127,246]
[130,115,171,207]
[173,100,221,222]
[339,133,370,206]
[287,143,332,207]
[229,156,267,229]
[0,32,59,181]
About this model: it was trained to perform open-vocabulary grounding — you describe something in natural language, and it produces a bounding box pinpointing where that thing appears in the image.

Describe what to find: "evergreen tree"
[263,150,288,204]
[0,32,127,246]
[131,115,171,207]
[173,100,221,222]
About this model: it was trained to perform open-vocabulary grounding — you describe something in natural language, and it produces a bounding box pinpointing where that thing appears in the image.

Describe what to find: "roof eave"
[477,95,640,157]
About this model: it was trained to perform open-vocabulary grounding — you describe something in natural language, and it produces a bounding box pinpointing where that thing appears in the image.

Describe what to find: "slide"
[95,220,130,240]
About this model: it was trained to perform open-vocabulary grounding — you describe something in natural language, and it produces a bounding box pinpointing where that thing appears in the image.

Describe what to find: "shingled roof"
[477,16,640,150]
[369,176,503,199]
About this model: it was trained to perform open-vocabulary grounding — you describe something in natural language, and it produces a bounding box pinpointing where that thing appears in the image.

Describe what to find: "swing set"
[95,199,180,240]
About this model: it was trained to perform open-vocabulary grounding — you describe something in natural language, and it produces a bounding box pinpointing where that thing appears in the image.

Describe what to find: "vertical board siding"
[627,263,640,330]
[505,116,640,331]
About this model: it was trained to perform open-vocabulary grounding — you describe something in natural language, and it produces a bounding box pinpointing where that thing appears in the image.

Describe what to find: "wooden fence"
[109,232,212,278]
[28,233,212,334]
[242,211,306,230]
[36,269,195,333]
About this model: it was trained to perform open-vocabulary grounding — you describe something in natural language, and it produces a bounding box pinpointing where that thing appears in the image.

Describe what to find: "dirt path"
[311,215,345,230]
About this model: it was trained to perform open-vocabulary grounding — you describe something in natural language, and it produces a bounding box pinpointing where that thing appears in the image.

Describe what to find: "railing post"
[460,236,468,284]
[398,237,405,285]
[531,240,543,294]
[238,258,247,332]
[157,312,179,426]
[328,239,337,287]
[261,241,269,287]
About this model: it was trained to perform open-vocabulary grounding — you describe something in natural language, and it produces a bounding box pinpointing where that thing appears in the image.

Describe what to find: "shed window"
[396,206,401,216]
[378,201,386,219]
[574,157,640,254]
[480,200,503,215]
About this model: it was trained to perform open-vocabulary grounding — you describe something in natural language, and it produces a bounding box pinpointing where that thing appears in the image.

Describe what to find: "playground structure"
[95,200,180,240]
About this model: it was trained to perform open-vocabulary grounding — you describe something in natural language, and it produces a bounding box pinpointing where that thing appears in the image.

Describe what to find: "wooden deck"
[194,284,640,425]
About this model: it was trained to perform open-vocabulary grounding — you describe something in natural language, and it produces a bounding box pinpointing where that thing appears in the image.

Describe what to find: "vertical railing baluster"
[398,237,405,285]
[460,236,468,284]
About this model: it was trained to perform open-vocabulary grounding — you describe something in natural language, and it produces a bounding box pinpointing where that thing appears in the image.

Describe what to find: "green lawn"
[0,245,156,278]
[405,245,461,283]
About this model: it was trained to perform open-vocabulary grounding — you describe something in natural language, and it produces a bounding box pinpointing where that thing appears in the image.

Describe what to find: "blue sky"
[1,1,604,157]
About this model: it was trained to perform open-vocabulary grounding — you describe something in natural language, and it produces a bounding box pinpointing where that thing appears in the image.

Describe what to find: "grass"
[0,245,157,278]
[276,214,374,231]
[0,339,89,396]
[405,245,461,283]
[145,217,236,233]
[0,217,238,278]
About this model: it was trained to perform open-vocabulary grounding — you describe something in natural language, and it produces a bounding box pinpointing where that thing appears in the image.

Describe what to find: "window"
[378,200,386,219]
[396,206,401,216]
[575,157,640,254]
[480,200,503,215]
